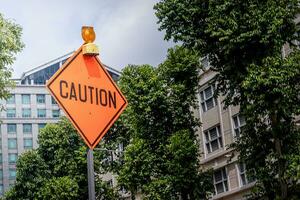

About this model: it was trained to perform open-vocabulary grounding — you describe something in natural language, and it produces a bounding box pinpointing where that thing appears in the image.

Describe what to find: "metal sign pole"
[87,149,96,200]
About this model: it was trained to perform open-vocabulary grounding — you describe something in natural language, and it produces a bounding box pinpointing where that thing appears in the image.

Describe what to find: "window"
[23,124,32,134]
[51,97,57,105]
[22,94,31,104]
[238,163,255,186]
[37,109,46,118]
[0,154,2,163]
[233,114,246,138]
[38,123,46,131]
[22,108,31,118]
[200,55,211,70]
[6,94,15,104]
[24,138,33,149]
[200,85,216,112]
[36,94,45,104]
[6,108,16,118]
[204,126,223,153]
[8,138,17,149]
[8,153,18,164]
[214,167,228,194]
[52,109,60,118]
[7,124,16,134]
[9,169,16,180]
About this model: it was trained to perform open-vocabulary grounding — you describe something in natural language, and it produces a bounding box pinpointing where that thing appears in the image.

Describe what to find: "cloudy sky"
[0,0,174,78]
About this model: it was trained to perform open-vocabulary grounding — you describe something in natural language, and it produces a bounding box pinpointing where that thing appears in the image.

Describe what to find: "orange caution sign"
[46,46,128,149]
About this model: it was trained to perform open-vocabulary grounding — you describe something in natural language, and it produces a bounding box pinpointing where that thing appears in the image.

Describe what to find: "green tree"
[114,46,213,199]
[155,0,300,199]
[0,13,24,100]
[4,118,119,200]
[37,177,79,200]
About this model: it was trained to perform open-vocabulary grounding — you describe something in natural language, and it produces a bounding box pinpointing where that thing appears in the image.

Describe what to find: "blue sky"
[0,0,173,78]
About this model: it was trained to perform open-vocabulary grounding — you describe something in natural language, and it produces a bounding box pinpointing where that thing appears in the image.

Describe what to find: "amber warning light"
[82,26,99,55]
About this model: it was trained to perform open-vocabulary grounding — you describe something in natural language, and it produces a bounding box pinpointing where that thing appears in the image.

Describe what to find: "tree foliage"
[4,118,119,200]
[0,13,24,100]
[155,0,300,199]
[110,46,213,199]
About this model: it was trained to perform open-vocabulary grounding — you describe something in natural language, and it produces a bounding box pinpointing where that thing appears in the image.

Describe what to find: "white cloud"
[0,0,173,78]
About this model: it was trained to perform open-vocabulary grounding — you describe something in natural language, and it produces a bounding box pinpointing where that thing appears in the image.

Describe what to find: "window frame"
[237,163,255,187]
[24,138,33,149]
[200,85,217,112]
[37,109,46,118]
[6,108,16,118]
[9,168,16,180]
[204,125,223,154]
[232,114,246,138]
[23,123,32,134]
[8,138,17,150]
[8,153,18,164]
[213,167,229,195]
[52,109,60,118]
[7,124,17,134]
[21,94,31,104]
[36,94,46,104]
[22,108,31,118]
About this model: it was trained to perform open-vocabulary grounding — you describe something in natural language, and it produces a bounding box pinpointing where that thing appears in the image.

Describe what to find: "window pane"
[6,95,15,104]
[8,139,17,149]
[22,108,31,118]
[52,109,60,118]
[224,180,228,191]
[200,92,205,102]
[204,132,209,141]
[37,109,46,118]
[211,139,219,151]
[24,138,33,149]
[241,174,247,186]
[7,124,16,134]
[51,97,57,105]
[239,163,246,173]
[22,94,30,104]
[38,123,46,131]
[206,98,214,110]
[239,115,246,126]
[214,170,223,182]
[234,129,240,138]
[36,94,45,104]
[219,138,223,148]
[209,128,218,139]
[206,143,211,153]
[0,154,2,163]
[23,124,32,134]
[216,183,224,194]
[9,169,16,180]
[204,87,213,99]
[201,103,206,112]
[8,153,17,164]
[6,108,16,118]
[233,116,239,128]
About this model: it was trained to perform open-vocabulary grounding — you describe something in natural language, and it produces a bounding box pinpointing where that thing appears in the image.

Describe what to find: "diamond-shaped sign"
[46,46,128,149]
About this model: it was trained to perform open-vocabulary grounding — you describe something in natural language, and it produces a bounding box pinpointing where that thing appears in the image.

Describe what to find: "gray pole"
[87,149,96,200]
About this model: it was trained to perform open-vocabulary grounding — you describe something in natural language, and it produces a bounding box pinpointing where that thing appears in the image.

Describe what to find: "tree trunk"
[271,113,288,199]
[274,138,288,199]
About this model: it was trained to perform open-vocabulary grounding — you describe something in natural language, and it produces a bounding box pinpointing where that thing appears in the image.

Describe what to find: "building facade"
[196,59,254,200]
[0,52,120,195]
